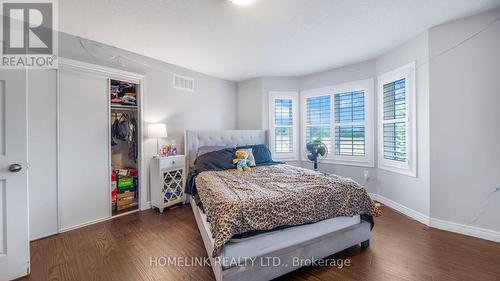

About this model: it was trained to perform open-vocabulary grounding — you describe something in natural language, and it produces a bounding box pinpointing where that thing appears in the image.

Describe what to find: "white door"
[0,69,30,280]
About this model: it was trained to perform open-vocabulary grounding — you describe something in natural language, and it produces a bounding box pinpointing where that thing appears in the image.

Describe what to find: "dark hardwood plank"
[20,205,500,281]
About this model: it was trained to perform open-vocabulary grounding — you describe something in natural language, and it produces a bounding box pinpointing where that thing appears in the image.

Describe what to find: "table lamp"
[147,123,168,156]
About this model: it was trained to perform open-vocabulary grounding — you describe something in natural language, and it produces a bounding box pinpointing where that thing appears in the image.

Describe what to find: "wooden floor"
[22,205,500,281]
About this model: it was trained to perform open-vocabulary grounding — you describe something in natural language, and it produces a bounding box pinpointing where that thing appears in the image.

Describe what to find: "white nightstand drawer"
[159,156,185,170]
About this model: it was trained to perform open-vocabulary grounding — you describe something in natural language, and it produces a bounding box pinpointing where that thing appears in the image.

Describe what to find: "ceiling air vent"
[173,74,195,92]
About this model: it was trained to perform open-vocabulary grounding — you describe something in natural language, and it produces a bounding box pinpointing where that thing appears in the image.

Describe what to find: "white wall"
[429,7,500,231]
[27,32,237,239]
[237,78,263,130]
[375,31,431,217]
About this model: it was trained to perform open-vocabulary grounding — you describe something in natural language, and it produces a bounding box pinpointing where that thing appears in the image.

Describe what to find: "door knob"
[8,164,22,172]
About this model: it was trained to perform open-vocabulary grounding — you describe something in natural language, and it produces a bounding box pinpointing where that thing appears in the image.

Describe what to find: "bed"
[185,130,378,281]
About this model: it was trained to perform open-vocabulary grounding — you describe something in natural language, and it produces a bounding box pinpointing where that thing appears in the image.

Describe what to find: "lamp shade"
[147,123,168,138]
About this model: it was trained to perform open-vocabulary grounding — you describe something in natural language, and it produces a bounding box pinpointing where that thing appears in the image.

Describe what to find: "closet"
[110,79,139,215]
[58,60,143,231]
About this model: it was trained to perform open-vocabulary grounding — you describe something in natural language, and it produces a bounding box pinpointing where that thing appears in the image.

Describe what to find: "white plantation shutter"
[382,79,407,162]
[305,95,331,151]
[269,92,298,160]
[377,62,416,176]
[273,99,293,153]
[334,91,366,156]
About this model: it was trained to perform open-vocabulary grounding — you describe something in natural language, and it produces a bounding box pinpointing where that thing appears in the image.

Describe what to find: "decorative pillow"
[236,144,273,165]
[193,147,237,170]
[197,145,235,157]
[238,148,256,167]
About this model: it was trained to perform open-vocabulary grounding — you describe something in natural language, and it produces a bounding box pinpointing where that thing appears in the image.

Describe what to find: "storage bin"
[118,185,136,194]
[117,177,134,187]
[117,192,136,211]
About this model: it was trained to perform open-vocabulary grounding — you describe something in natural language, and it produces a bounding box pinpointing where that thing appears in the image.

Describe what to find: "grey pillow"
[238,148,256,167]
[197,145,235,157]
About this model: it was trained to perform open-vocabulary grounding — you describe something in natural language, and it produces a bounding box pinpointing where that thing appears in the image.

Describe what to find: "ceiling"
[59,0,500,81]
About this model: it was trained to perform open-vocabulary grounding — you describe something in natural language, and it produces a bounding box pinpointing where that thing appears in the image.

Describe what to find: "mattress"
[195,204,360,270]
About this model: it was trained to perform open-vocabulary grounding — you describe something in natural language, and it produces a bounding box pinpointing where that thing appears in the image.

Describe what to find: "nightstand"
[150,155,186,213]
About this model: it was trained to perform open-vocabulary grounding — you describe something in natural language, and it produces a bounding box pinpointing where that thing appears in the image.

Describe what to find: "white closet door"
[59,69,110,231]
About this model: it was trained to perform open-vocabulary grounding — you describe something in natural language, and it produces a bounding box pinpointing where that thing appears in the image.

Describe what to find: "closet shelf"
[111,104,138,110]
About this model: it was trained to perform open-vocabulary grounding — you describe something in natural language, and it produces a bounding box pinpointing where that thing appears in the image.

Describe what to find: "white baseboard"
[59,207,144,233]
[368,192,500,244]
[430,218,500,243]
[369,193,430,225]
[141,201,152,211]
[59,215,112,233]
[30,231,58,241]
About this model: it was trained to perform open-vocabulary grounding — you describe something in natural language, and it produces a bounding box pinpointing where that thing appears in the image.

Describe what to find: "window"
[301,79,374,167]
[334,91,365,156]
[378,62,416,176]
[269,91,298,160]
[305,95,331,151]
[383,79,406,162]
[274,99,293,153]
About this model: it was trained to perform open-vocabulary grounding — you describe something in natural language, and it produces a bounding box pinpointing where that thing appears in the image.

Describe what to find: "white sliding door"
[28,70,58,240]
[59,69,110,231]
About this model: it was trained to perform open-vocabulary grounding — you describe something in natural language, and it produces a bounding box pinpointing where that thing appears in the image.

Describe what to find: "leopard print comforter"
[195,164,380,257]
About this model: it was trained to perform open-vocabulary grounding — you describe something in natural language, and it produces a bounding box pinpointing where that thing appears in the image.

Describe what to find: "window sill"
[378,165,417,177]
[275,157,299,162]
[299,158,375,168]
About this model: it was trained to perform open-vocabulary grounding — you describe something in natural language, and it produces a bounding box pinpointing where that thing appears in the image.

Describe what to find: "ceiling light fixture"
[229,0,255,6]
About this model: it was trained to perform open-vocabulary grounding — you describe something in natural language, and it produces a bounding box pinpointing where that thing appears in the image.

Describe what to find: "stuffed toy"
[232,150,253,172]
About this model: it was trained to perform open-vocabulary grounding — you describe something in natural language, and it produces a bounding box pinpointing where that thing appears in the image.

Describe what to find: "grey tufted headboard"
[184,130,269,172]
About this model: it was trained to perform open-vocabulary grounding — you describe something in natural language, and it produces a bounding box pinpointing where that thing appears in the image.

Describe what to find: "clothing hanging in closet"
[111,112,138,162]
